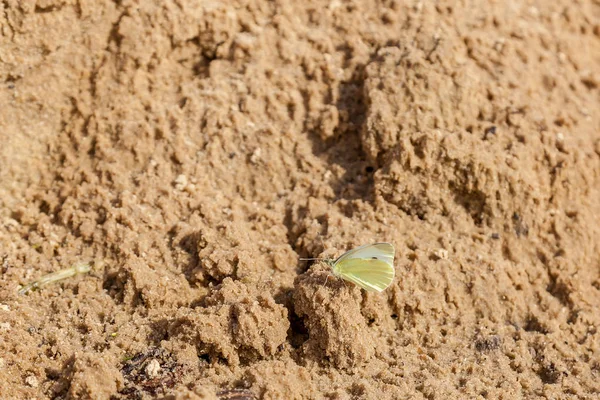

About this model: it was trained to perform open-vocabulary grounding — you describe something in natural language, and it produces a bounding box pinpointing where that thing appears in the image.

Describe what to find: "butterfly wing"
[335,242,395,264]
[334,257,395,292]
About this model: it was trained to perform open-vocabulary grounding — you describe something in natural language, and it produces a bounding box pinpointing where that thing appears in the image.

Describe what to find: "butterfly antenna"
[301,233,329,263]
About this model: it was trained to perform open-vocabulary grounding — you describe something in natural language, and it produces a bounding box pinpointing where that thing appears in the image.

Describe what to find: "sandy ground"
[1,1,600,399]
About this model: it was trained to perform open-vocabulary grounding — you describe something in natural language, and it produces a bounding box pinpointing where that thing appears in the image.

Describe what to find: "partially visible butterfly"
[304,243,395,292]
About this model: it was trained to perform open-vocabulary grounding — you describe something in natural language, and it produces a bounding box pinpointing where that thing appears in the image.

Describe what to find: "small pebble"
[25,375,39,388]
[174,174,188,190]
[145,359,161,378]
[250,148,262,164]
[433,249,449,260]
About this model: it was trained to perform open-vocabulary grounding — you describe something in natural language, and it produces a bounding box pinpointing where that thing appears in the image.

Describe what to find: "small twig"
[18,262,93,295]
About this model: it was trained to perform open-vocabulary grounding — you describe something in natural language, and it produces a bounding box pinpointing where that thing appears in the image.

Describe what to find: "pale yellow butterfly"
[305,243,395,292]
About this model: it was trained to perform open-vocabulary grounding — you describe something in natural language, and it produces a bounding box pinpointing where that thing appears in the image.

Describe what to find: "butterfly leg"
[340,277,348,289]
[323,274,330,289]
[311,273,330,303]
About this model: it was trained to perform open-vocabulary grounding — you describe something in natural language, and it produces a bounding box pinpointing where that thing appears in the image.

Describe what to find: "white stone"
[25,375,39,388]
[250,148,262,164]
[174,174,188,190]
[145,359,161,378]
[433,248,449,260]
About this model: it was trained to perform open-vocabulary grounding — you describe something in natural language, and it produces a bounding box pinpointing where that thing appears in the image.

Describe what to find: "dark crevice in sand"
[34,4,64,14]
[45,355,76,398]
[448,182,487,226]
[524,315,549,335]
[175,230,203,287]
[107,10,126,51]
[545,273,572,308]
[303,66,376,203]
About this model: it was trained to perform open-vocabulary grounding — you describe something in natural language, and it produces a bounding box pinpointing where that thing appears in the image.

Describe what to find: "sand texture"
[1,0,600,399]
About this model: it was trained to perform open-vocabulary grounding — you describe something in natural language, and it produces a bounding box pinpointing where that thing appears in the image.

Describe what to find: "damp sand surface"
[1,1,600,399]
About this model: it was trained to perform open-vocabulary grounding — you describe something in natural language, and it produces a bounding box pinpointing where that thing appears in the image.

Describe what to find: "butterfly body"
[326,243,395,292]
